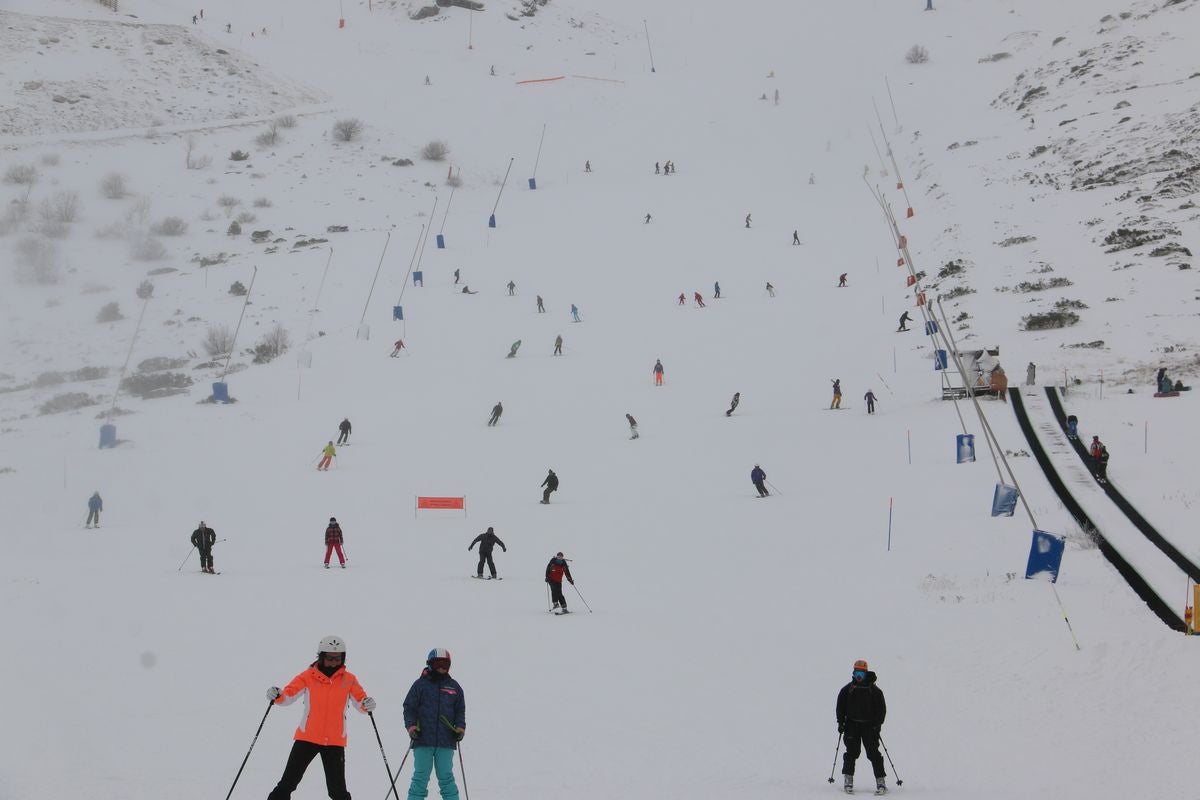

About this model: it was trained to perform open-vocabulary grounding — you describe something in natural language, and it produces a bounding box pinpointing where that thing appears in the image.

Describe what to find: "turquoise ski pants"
[407,747,459,800]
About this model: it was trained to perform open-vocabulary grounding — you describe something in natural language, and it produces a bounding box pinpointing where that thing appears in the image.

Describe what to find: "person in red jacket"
[324,517,346,569]
[545,552,574,614]
[266,636,375,800]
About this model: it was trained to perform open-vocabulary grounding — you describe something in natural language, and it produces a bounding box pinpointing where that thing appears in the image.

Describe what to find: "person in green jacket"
[318,441,336,471]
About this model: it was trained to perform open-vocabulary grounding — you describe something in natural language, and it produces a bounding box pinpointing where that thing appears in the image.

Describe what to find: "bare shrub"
[100,173,128,199]
[13,236,62,285]
[446,173,463,188]
[95,219,128,240]
[229,280,247,296]
[253,197,273,208]
[40,191,81,223]
[150,216,188,236]
[185,136,212,170]
[332,118,363,142]
[39,392,97,415]
[235,211,257,224]
[227,220,242,236]
[275,114,298,129]
[37,219,69,239]
[129,235,168,261]
[255,123,280,148]
[421,140,450,161]
[3,164,38,185]
[252,323,290,363]
[217,195,241,216]
[229,150,250,161]
[905,44,930,64]
[120,371,193,399]
[96,301,124,323]
[40,153,61,167]
[204,324,235,356]
[136,279,155,299]
[126,195,152,228]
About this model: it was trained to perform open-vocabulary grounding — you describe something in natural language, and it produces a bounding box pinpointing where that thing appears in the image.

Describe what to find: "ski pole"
[382,742,414,800]
[546,583,552,613]
[369,712,404,800]
[224,700,273,800]
[571,582,594,613]
[879,734,903,785]
[764,479,783,496]
[457,742,471,800]
[177,546,196,571]
[826,732,842,783]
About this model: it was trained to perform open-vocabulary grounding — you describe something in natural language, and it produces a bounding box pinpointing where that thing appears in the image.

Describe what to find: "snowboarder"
[487,402,503,427]
[191,521,216,574]
[265,636,374,800]
[317,441,336,471]
[1026,362,1036,386]
[553,334,563,356]
[391,339,406,357]
[653,359,665,386]
[507,280,516,296]
[506,340,522,359]
[766,282,775,297]
[453,268,460,285]
[897,311,911,332]
[751,464,768,497]
[626,413,639,439]
[745,213,752,228]
[1095,444,1110,483]
[836,659,888,795]
[469,526,506,579]
[838,273,848,288]
[585,160,591,172]
[403,648,466,800]
[1089,436,1103,460]
[793,230,800,245]
[461,286,477,295]
[713,281,721,299]
[694,292,706,308]
[570,304,581,322]
[1066,414,1079,440]
[337,417,351,445]
[864,390,878,415]
[678,292,686,306]
[324,517,346,568]
[645,213,652,224]
[545,552,574,613]
[537,295,545,313]
[726,392,741,417]
[831,379,843,409]
[540,469,559,504]
[86,490,103,528]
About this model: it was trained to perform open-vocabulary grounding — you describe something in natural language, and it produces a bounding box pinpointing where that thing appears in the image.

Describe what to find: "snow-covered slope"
[1,0,1197,798]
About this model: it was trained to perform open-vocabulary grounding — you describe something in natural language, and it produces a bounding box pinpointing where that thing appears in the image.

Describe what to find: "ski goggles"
[852,670,866,680]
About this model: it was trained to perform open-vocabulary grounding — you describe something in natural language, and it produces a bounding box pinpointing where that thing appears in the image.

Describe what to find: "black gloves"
[837,723,845,734]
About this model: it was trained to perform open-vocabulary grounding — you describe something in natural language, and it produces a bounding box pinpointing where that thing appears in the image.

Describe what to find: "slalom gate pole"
[764,479,783,496]
[457,743,471,800]
[826,733,842,783]
[369,712,404,800]
[224,701,273,800]
[382,742,414,800]
[177,546,196,571]
[571,582,594,613]
[878,735,903,786]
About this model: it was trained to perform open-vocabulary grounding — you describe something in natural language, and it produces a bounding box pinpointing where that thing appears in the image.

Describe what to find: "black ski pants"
[549,580,567,608]
[337,430,349,445]
[488,412,501,426]
[842,722,885,778]
[754,481,768,497]
[86,509,100,526]
[476,550,497,578]
[268,740,350,800]
[198,547,213,570]
[542,486,555,503]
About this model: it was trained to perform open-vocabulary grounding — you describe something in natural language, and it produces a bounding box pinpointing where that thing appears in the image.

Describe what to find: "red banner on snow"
[417,496,465,510]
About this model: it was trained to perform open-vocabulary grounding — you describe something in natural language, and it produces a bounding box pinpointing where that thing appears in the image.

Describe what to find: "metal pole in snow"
[531,124,547,182]
[907,431,911,465]
[887,497,894,551]
[643,20,656,72]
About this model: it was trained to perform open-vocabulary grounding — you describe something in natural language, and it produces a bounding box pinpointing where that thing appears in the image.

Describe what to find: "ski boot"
[324,563,330,569]
[340,563,346,568]
[874,776,888,795]
[843,774,853,794]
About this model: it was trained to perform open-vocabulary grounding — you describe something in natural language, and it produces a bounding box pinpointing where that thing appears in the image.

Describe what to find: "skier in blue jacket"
[404,648,466,800]
[750,465,768,497]
[86,491,103,528]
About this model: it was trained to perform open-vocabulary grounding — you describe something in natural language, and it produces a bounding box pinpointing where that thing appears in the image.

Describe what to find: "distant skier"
[1090,435,1103,460]
[570,304,581,322]
[713,281,721,299]
[317,441,336,471]
[540,469,559,504]
[192,14,197,23]
[645,213,652,224]
[1066,414,1079,440]
[793,230,800,245]
[585,160,591,172]
[403,648,466,800]
[507,280,516,296]
[655,162,661,174]
[897,311,911,332]
[836,659,889,795]
[751,464,768,497]
[488,402,503,427]
[808,172,815,184]
[745,213,752,228]
[191,521,216,574]
[1026,362,1036,386]
[694,292,706,308]
[545,552,574,613]
[830,379,843,409]
[537,295,545,313]
[461,286,477,295]
[626,413,639,439]
[391,339,406,357]
[553,334,563,356]
[324,517,346,569]
[766,282,775,297]
[225,22,231,32]
[726,392,740,417]
[337,417,351,445]
[454,268,460,285]
[86,490,103,528]
[1095,444,1110,483]
[653,359,665,386]
[838,273,848,288]
[507,340,522,359]
[469,526,506,579]
[266,636,373,800]
[864,390,878,415]
[678,292,686,306]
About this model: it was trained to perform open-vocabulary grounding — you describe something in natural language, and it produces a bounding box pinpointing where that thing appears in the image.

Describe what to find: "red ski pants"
[324,543,345,565]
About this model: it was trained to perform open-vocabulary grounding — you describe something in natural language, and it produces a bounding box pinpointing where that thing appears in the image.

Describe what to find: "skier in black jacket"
[191,521,217,574]
[726,392,740,417]
[836,659,888,794]
[540,469,559,504]
[337,418,351,445]
[468,527,507,579]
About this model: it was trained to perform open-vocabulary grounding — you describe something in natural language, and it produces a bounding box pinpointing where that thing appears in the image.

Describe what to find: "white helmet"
[318,635,346,654]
